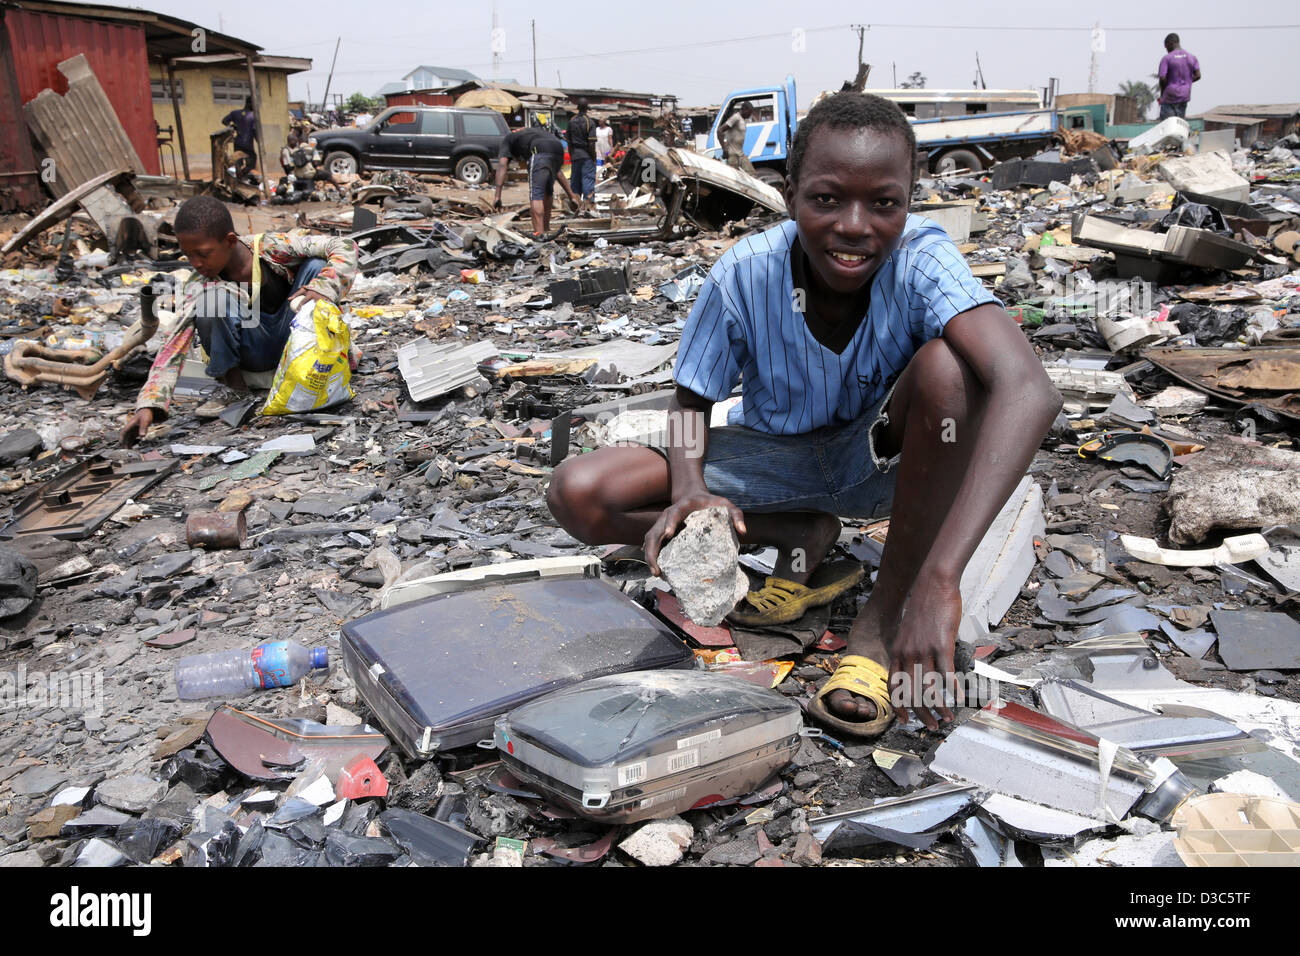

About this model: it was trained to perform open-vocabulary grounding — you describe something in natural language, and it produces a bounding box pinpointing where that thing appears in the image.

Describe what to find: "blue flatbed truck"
[704,77,1077,186]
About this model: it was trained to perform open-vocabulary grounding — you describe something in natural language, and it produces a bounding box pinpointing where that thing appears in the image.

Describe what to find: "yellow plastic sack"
[261,298,354,416]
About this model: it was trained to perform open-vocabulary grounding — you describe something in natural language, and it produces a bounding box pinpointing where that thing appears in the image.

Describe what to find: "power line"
[316,20,1300,75]
[865,21,1300,32]
[462,24,850,68]
[293,19,1300,87]
[534,29,734,85]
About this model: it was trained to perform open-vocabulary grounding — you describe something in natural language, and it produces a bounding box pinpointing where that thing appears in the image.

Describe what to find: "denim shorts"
[528,152,561,201]
[655,384,900,519]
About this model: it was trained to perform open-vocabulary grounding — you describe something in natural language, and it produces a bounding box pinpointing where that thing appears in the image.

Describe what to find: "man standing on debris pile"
[567,98,598,209]
[548,94,1062,739]
[493,126,582,238]
[721,102,756,173]
[222,96,259,179]
[1157,33,1200,120]
[119,196,359,446]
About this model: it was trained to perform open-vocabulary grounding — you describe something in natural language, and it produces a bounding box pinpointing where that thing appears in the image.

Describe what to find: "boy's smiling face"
[785,126,911,298]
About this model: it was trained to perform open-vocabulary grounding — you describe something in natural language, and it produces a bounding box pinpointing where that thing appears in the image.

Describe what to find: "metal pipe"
[4,284,164,398]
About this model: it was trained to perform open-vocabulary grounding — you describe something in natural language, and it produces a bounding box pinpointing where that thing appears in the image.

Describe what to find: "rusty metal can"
[186,511,247,549]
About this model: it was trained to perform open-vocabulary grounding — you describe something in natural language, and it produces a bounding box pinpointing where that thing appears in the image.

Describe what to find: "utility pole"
[320,37,340,113]
[1088,21,1103,94]
[974,52,986,89]
[531,20,537,86]
[492,5,501,81]
[847,24,869,92]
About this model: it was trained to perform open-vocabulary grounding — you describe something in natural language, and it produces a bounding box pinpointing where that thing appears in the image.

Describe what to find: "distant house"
[150,54,311,175]
[0,0,309,206]
[400,65,482,91]
[372,82,407,99]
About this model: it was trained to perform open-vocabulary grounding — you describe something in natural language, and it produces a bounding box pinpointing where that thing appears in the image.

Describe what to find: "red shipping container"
[5,8,159,175]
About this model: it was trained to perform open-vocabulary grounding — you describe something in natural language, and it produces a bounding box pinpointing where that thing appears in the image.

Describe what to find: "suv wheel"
[454,155,489,185]
[325,151,359,177]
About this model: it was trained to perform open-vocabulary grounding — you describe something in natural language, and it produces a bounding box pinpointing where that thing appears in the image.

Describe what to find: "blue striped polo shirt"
[673,215,996,435]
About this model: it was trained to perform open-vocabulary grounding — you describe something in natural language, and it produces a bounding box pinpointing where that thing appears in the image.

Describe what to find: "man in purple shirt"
[1158,33,1201,120]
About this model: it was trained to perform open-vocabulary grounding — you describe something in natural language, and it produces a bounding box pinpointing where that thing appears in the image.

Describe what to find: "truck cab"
[703,76,797,189]
[705,80,1062,178]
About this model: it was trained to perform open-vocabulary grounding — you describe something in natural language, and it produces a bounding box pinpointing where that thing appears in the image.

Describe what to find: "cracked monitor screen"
[341,575,694,756]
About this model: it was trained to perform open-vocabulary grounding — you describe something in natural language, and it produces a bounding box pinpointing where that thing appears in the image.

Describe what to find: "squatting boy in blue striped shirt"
[548,94,1061,738]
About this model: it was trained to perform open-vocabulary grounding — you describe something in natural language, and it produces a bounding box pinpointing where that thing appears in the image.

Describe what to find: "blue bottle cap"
[310,647,328,669]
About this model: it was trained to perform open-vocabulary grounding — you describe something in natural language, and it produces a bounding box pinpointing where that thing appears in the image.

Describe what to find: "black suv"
[309,106,508,184]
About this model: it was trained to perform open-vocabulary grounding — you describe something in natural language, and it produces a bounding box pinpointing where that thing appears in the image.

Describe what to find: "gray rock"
[225,576,261,602]
[101,724,142,745]
[790,832,822,866]
[657,507,748,626]
[73,837,127,867]
[63,805,132,834]
[0,849,45,867]
[764,815,796,843]
[792,770,820,788]
[0,429,42,465]
[137,551,198,582]
[95,774,166,813]
[790,738,833,769]
[10,766,67,797]
[700,830,761,866]
[619,816,693,867]
[0,549,38,618]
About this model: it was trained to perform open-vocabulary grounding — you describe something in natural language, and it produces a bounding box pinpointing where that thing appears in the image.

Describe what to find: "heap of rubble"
[1,127,1299,868]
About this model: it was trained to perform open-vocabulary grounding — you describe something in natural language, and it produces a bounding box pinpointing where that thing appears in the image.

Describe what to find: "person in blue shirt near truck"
[546,93,1061,739]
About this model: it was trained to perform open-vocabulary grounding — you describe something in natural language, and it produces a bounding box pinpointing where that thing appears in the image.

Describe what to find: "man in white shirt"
[596,118,614,163]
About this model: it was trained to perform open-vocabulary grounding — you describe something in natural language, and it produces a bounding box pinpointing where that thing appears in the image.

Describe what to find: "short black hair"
[789,92,917,184]
[1165,33,1179,46]
[174,195,235,239]
[576,96,589,112]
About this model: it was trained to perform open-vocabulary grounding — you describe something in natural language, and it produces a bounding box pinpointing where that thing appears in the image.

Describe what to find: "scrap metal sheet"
[1142,347,1300,422]
[1,457,176,540]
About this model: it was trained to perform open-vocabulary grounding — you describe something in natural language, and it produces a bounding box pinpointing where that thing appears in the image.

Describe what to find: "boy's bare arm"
[919,304,1059,582]
[888,304,1061,673]
[642,386,747,574]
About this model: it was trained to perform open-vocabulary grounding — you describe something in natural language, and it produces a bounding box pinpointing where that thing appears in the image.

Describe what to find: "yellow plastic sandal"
[808,654,894,739]
[727,561,863,627]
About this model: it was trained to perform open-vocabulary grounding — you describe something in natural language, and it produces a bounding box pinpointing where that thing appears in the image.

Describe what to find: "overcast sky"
[152,0,1297,115]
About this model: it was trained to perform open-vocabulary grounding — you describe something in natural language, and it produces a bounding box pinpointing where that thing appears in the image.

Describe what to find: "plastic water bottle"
[174,641,328,700]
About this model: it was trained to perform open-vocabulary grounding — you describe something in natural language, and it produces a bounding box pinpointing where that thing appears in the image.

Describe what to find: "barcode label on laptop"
[668,749,699,774]
[617,762,647,786]
[677,729,721,749]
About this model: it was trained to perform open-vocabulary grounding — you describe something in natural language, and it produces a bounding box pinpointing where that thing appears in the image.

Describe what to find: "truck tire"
[454,155,490,185]
[754,167,786,191]
[324,151,359,177]
[933,149,982,174]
